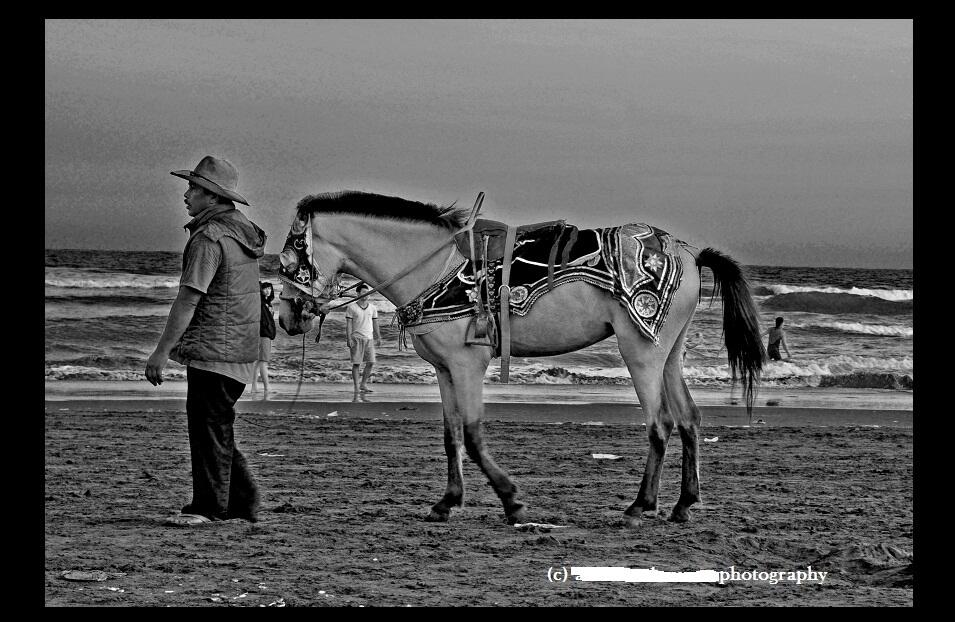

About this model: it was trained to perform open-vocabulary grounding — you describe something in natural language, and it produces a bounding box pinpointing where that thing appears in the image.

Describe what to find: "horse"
[277,191,764,526]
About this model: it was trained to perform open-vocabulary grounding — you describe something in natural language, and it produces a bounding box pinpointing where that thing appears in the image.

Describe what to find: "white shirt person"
[345,283,382,398]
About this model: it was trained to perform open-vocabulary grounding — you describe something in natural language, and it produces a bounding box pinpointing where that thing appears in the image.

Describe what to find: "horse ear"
[290,212,308,234]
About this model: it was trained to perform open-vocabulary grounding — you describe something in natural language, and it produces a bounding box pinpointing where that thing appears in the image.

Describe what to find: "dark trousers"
[184,366,260,520]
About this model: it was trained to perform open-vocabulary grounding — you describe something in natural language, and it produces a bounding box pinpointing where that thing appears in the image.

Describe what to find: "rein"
[321,192,484,314]
[307,192,485,344]
[280,192,485,406]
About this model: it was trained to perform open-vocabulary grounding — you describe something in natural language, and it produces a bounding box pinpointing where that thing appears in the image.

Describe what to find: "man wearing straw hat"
[145,155,267,526]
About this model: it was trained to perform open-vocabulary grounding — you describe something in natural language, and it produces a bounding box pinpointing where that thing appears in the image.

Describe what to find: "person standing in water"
[763,316,792,361]
[251,281,276,399]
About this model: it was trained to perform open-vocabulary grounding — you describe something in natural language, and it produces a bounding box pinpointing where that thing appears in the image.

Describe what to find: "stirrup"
[465,313,494,347]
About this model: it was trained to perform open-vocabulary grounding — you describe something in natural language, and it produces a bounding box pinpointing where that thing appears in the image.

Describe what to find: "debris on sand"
[513,523,567,533]
[766,400,781,406]
[61,570,108,582]
[703,437,719,443]
[591,453,623,460]
[812,543,913,587]
[61,570,126,582]
[272,501,307,513]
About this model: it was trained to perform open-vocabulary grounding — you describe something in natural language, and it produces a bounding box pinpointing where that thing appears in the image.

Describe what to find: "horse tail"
[695,247,765,418]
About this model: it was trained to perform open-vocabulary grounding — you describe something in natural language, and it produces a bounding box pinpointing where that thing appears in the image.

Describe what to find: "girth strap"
[560,226,579,271]
[498,224,518,383]
[546,222,567,290]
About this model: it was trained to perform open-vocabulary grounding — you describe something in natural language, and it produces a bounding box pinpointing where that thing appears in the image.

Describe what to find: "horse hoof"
[505,504,528,525]
[425,510,450,522]
[669,506,691,523]
[623,515,643,529]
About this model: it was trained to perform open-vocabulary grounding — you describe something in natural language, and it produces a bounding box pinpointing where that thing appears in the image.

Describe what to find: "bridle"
[272,192,484,414]
[278,192,485,344]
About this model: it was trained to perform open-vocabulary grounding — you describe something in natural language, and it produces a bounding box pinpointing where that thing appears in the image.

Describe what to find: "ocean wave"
[818,372,913,390]
[45,294,169,305]
[44,352,914,389]
[45,365,186,381]
[46,276,181,289]
[761,292,912,315]
[49,355,150,370]
[788,320,912,337]
[758,284,912,301]
[685,356,913,387]
[44,362,914,389]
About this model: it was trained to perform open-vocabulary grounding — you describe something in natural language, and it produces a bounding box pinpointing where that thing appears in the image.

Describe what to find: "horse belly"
[508,282,615,356]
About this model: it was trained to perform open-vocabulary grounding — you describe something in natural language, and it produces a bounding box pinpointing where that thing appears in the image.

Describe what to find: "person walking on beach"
[763,316,792,361]
[145,155,267,526]
[251,281,276,399]
[345,282,381,400]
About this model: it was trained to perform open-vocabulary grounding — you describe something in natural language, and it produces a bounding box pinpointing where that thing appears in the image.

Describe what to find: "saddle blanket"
[397,222,685,344]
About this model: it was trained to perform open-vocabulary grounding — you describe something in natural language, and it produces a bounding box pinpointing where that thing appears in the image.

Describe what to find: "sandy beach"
[45,381,912,606]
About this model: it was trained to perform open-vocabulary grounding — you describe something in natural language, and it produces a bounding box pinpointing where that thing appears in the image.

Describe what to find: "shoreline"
[46,380,912,428]
[45,380,914,410]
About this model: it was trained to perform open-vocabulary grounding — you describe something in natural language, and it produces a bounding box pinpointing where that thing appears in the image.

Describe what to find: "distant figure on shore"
[682,331,705,363]
[763,316,792,361]
[345,283,381,400]
[251,281,276,399]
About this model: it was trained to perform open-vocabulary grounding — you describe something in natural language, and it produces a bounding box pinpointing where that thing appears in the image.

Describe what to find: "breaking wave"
[757,284,911,301]
[761,292,912,316]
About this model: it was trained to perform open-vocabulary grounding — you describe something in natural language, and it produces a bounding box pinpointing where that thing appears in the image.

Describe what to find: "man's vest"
[172,208,266,364]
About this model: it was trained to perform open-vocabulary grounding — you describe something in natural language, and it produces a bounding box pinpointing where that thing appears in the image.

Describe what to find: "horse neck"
[327,216,459,307]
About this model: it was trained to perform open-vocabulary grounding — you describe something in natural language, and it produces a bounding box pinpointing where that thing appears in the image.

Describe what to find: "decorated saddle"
[397,221,685,345]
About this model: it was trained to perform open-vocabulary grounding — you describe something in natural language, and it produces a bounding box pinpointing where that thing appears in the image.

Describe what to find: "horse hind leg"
[614,321,673,526]
[625,376,673,525]
[664,360,703,523]
[426,367,465,522]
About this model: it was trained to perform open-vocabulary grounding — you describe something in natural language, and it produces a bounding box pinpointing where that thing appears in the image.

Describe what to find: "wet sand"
[44,383,913,606]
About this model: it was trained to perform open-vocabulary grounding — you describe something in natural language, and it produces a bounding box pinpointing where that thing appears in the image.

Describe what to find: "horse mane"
[296,191,469,231]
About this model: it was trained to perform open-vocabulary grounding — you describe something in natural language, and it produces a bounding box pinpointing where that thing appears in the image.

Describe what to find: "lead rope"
[287,329,308,414]
[242,330,308,430]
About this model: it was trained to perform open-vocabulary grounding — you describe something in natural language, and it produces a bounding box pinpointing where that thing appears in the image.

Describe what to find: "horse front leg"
[426,366,465,522]
[452,362,527,524]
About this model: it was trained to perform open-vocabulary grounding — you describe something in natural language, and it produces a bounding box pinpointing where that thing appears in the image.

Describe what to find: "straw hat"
[171,155,250,205]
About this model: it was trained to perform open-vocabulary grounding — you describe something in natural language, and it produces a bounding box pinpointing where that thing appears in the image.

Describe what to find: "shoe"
[226,511,258,523]
[164,513,213,526]
[359,387,373,393]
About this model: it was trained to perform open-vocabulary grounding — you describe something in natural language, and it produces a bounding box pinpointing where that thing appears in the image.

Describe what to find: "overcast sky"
[45,19,912,268]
